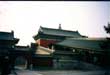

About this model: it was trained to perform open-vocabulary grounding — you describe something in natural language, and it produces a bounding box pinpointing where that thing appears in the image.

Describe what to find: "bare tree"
[103,23,110,74]
[104,23,110,34]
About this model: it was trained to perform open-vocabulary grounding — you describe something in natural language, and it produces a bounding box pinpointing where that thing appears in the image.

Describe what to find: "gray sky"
[0,1,110,46]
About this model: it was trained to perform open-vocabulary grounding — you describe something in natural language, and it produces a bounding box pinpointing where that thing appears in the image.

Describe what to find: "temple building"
[0,31,19,55]
[32,24,88,69]
[33,24,87,48]
[0,31,32,70]
[0,31,19,72]
[53,38,110,67]
[0,25,109,70]
[32,24,110,69]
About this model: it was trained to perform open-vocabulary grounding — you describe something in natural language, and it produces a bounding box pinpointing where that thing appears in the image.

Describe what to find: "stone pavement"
[9,61,110,75]
[36,70,108,75]
[9,70,42,75]
[8,69,109,75]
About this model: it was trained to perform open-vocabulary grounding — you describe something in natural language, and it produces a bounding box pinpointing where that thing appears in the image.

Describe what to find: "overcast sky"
[0,1,110,46]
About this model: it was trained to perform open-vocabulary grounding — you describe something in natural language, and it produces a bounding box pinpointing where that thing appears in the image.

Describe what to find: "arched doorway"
[14,56,28,70]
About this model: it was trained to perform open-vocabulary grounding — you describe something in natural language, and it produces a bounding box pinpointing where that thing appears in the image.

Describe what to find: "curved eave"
[55,43,104,52]
[33,34,39,40]
[0,38,19,45]
[14,38,19,44]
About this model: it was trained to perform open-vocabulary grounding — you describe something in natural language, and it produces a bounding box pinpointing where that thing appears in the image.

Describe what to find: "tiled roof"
[38,26,85,38]
[15,46,30,51]
[56,38,108,51]
[0,31,15,40]
[0,31,19,44]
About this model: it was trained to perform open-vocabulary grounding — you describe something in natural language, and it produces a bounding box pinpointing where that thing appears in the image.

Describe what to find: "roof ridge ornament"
[40,25,42,28]
[39,25,43,32]
[11,30,14,36]
[59,24,62,30]
[76,30,78,32]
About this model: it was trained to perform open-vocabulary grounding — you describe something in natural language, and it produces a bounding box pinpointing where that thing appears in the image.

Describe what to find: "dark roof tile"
[38,26,85,38]
[56,38,108,51]
[0,31,14,40]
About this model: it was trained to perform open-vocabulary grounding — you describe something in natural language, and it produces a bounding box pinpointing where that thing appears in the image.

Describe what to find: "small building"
[0,31,19,56]
[14,45,31,69]
[0,31,19,73]
[0,31,32,70]
[30,43,53,69]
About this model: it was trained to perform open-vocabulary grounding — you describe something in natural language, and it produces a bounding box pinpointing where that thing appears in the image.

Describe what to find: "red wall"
[36,39,57,48]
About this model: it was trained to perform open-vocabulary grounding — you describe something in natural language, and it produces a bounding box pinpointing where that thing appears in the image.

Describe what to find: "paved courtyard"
[10,61,110,75]
[36,70,107,75]
[11,69,109,75]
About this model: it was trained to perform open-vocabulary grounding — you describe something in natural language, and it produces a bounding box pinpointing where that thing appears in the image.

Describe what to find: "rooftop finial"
[59,24,62,30]
[11,30,14,36]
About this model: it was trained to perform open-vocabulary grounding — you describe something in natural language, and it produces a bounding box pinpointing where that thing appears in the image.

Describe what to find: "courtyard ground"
[10,61,110,75]
[11,69,109,75]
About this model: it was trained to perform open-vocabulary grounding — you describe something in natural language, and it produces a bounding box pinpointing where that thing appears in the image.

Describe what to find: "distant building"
[0,31,19,73]
[0,31,32,70]
[53,38,110,67]
[32,25,110,69]
[33,25,87,48]
[0,26,109,70]
[32,25,88,69]
[0,31,19,55]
